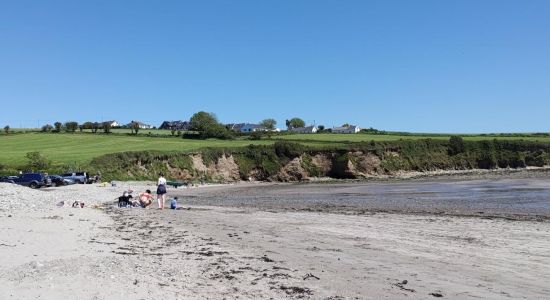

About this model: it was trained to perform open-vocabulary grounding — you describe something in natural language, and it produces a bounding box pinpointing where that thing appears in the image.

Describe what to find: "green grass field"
[274,133,550,143]
[0,133,272,166]
[1,132,550,168]
[109,128,175,135]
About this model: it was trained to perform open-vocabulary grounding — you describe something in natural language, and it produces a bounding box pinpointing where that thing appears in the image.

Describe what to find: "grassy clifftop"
[1,132,550,180]
[88,139,550,182]
[2,132,550,167]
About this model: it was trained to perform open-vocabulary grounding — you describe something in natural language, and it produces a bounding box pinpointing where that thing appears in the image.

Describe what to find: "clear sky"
[1,0,549,133]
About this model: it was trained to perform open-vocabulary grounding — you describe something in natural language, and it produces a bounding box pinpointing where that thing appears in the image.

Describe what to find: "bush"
[41,124,53,132]
[64,121,79,132]
[449,136,465,155]
[525,151,545,167]
[26,152,51,171]
[274,141,305,159]
[54,122,63,132]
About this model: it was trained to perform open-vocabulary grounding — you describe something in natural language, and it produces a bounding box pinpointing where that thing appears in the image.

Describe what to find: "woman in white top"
[156,173,167,209]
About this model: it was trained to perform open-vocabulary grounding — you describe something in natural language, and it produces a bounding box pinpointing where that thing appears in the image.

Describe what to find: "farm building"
[290,126,318,134]
[332,125,361,134]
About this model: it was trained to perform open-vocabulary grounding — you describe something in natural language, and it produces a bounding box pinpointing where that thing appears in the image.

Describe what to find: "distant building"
[127,120,151,129]
[239,124,268,133]
[332,125,360,134]
[226,123,246,132]
[159,120,191,131]
[102,120,119,127]
[290,126,318,134]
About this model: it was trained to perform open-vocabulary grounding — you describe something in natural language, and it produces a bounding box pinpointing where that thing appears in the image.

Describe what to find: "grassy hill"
[276,133,550,143]
[1,131,550,169]
[0,133,269,166]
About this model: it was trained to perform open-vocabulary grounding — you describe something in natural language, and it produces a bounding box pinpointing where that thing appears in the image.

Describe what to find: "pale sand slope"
[1,183,550,299]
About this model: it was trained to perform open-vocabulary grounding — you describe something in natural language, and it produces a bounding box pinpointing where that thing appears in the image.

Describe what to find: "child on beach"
[138,190,154,208]
[170,197,178,209]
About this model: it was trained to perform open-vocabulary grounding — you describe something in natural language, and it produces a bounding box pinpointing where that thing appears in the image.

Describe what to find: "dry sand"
[1,181,550,299]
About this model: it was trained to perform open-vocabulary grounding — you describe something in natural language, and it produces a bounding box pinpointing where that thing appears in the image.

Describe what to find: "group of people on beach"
[117,173,178,209]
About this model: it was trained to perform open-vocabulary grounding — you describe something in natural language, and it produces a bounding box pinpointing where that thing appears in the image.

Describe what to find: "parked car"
[61,172,90,184]
[48,175,74,187]
[0,176,18,183]
[7,173,48,189]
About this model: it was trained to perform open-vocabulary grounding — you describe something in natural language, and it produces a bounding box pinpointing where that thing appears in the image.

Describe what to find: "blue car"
[5,173,49,189]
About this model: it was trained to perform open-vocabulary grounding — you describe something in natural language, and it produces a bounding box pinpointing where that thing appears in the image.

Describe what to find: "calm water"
[179,177,550,218]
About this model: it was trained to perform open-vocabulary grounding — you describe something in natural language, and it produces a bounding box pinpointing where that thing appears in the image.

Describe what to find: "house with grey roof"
[290,126,317,134]
[332,125,361,134]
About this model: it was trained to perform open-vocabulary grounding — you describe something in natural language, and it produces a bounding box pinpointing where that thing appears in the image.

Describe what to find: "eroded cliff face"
[84,139,550,182]
[163,154,241,182]
[126,151,392,182]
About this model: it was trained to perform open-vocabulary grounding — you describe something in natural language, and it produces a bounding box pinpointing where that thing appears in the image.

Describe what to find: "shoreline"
[300,165,550,183]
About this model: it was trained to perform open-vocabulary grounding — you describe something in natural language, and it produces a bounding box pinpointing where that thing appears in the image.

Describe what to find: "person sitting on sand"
[117,191,133,207]
[138,190,154,208]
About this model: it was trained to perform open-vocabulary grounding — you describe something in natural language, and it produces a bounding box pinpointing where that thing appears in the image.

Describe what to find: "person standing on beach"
[157,172,167,209]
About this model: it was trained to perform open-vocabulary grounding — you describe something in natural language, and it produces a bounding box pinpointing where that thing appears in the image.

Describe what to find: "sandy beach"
[1,178,550,299]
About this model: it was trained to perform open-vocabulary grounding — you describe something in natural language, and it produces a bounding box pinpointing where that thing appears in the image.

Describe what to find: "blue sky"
[1,0,549,133]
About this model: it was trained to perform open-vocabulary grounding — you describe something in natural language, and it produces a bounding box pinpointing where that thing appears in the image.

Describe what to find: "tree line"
[38,121,144,135]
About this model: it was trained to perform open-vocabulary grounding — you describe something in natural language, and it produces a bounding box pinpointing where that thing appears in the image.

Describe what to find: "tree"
[189,111,233,139]
[64,121,78,132]
[26,151,50,171]
[82,122,94,131]
[54,122,63,132]
[103,122,112,134]
[190,112,219,132]
[130,122,140,135]
[317,125,325,132]
[78,125,83,132]
[41,124,53,132]
[3,125,9,134]
[260,118,277,130]
[342,123,350,127]
[92,122,100,133]
[171,129,176,136]
[287,117,305,129]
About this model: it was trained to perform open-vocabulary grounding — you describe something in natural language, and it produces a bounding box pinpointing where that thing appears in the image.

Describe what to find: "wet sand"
[172,177,550,221]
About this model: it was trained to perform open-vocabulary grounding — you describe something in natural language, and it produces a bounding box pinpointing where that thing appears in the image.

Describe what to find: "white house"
[103,120,119,127]
[240,124,268,133]
[332,125,361,134]
[290,126,317,134]
[127,120,152,129]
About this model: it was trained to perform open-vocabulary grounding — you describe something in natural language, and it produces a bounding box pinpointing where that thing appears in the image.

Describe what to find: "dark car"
[9,173,48,189]
[48,175,74,187]
[0,176,17,183]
